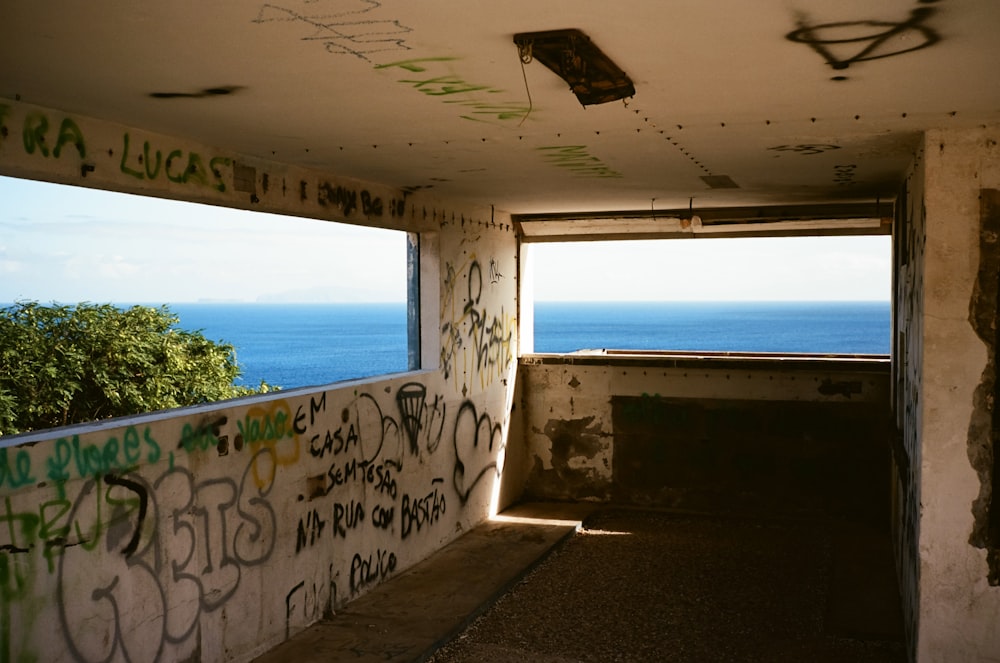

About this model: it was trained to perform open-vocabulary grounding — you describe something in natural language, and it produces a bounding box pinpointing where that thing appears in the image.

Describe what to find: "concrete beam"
[0,98,434,233]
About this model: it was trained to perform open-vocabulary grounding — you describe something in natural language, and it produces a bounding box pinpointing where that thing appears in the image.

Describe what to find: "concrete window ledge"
[520,350,890,374]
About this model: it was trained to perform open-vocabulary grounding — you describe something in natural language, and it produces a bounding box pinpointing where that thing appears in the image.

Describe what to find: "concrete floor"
[255,503,906,663]
[252,502,595,663]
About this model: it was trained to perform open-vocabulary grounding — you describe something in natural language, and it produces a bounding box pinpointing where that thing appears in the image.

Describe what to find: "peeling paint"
[543,416,605,463]
[818,379,862,398]
[527,416,610,500]
[967,188,1000,583]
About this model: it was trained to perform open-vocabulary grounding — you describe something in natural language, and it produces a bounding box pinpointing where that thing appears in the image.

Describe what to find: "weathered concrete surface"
[252,503,903,663]
[967,188,1000,582]
[913,127,1000,661]
[252,502,597,663]
[519,355,891,518]
[429,509,905,663]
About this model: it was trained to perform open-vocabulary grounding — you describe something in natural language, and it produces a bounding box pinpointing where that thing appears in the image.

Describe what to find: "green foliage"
[0,302,276,436]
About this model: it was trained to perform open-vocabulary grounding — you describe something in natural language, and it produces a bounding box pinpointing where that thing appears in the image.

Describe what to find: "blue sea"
[170,303,408,389]
[165,301,890,390]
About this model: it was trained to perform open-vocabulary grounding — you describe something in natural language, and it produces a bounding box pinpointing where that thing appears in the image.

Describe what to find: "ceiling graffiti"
[0,1,996,215]
[252,1,415,63]
[786,2,942,78]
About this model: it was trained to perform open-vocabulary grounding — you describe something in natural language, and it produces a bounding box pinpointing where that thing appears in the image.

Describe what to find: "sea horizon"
[2,300,892,389]
[171,300,891,388]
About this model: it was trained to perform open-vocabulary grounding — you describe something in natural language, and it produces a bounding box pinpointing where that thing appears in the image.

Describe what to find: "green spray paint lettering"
[452,100,531,122]
[0,496,41,600]
[20,112,85,160]
[142,140,163,179]
[536,145,622,178]
[398,75,494,96]
[37,499,71,545]
[38,498,72,573]
[44,427,160,483]
[52,117,85,158]
[0,448,36,490]
[376,57,527,124]
[237,410,294,444]
[120,132,230,192]
[143,427,161,464]
[374,56,458,73]
[22,112,50,156]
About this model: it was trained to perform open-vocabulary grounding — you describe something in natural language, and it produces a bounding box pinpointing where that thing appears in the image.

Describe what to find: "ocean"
[170,303,408,390]
[533,301,891,355]
[168,301,891,390]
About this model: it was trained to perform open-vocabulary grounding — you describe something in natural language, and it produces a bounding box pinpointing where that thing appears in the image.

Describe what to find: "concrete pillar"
[911,126,1000,661]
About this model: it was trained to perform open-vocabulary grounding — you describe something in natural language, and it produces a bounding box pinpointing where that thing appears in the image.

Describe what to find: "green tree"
[0,302,275,435]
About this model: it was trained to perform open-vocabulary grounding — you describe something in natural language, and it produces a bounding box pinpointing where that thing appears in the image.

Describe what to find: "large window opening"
[527,235,891,355]
[0,176,410,434]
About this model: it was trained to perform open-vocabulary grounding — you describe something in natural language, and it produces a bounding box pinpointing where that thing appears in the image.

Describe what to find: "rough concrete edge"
[411,516,588,662]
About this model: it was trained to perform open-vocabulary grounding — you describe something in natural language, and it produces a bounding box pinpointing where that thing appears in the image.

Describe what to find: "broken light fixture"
[514,29,635,106]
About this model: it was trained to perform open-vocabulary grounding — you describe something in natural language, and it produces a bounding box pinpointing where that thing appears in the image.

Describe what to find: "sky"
[530,234,891,302]
[0,175,891,303]
[0,176,407,304]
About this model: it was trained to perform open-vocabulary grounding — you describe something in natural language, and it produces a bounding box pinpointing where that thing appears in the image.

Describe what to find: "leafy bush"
[0,302,275,435]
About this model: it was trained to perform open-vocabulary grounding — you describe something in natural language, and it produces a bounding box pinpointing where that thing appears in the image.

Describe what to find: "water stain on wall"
[528,416,610,500]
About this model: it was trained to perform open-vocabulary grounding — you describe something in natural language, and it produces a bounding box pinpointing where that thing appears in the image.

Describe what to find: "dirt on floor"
[427,509,906,663]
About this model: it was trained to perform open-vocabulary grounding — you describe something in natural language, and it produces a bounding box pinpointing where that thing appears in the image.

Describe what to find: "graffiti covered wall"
[0,136,519,663]
[0,373,513,661]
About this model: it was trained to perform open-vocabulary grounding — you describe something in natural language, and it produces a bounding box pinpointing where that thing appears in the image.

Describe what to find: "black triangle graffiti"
[786,6,940,71]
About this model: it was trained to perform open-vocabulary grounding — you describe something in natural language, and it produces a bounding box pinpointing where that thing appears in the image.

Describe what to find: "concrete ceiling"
[2,0,998,216]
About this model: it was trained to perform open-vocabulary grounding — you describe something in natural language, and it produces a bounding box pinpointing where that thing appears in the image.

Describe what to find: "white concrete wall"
[913,126,1000,662]
[0,101,519,663]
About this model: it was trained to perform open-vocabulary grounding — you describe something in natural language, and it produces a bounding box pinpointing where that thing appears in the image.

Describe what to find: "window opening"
[528,235,890,355]
[0,176,409,411]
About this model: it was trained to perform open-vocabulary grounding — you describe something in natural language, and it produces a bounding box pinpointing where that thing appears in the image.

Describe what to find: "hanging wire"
[517,42,534,127]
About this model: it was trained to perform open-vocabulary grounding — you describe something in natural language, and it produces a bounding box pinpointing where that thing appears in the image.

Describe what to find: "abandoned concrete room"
[1,0,1000,661]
